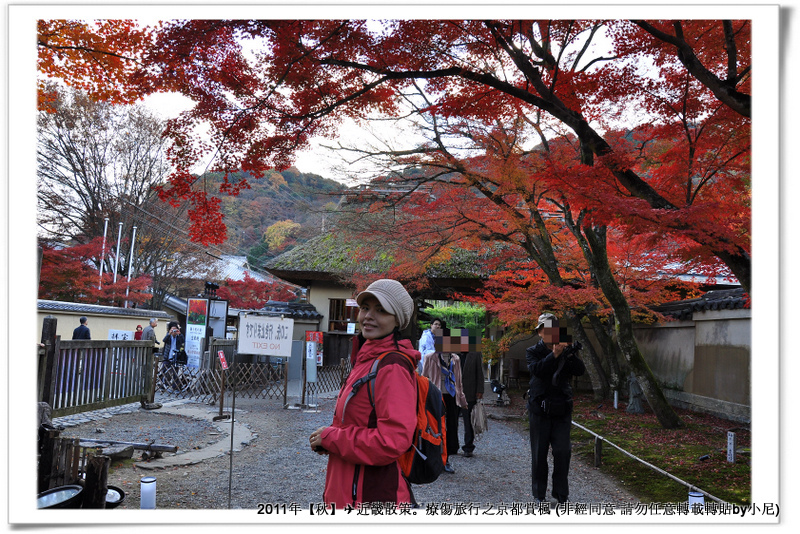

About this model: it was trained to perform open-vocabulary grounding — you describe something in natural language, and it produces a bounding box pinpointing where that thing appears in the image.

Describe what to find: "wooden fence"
[37,430,89,492]
[156,340,351,405]
[304,358,352,402]
[38,315,351,416]
[39,337,155,418]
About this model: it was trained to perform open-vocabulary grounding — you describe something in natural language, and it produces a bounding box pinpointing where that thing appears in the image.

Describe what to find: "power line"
[122,200,303,290]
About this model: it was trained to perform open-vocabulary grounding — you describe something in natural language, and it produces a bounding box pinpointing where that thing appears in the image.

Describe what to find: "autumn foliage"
[38,238,152,306]
[37,20,152,109]
[37,19,751,287]
[36,18,754,427]
[215,272,298,309]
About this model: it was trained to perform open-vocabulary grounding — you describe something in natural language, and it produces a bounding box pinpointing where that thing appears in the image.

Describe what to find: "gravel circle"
[87,394,639,513]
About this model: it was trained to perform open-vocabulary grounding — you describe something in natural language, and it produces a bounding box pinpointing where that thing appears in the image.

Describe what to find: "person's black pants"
[528,410,572,502]
[443,393,460,456]
[461,400,477,453]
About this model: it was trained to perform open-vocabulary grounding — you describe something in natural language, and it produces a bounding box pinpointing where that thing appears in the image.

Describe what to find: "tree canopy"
[37,19,751,292]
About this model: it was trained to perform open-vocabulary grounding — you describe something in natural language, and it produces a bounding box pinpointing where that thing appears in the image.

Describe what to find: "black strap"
[340,351,414,421]
[552,354,567,386]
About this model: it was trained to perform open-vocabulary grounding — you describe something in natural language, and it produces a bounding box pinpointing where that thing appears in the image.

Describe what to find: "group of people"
[71,316,178,353]
[310,278,585,509]
[418,318,484,470]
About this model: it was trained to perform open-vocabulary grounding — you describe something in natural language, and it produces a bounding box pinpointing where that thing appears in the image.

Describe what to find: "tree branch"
[631,20,751,118]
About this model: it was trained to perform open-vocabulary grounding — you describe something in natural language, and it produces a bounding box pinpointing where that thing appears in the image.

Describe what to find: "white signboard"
[238,315,294,357]
[305,342,317,383]
[109,329,134,340]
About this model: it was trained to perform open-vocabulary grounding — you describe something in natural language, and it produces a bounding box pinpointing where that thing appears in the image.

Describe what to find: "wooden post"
[149,354,160,403]
[283,359,289,407]
[82,454,110,508]
[727,431,737,463]
[218,357,226,418]
[39,316,58,405]
[594,436,603,467]
[38,429,58,493]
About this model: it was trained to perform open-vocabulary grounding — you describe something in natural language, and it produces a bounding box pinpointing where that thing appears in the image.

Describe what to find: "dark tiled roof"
[38,300,173,319]
[652,288,750,320]
[232,300,323,321]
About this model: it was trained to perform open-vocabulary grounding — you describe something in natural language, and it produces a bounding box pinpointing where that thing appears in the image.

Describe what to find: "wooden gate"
[304,358,351,401]
[40,338,155,418]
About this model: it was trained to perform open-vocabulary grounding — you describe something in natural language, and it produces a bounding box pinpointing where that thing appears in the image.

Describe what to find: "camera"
[561,341,582,357]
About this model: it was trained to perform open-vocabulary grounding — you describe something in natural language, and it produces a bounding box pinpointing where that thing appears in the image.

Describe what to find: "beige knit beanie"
[356,279,415,330]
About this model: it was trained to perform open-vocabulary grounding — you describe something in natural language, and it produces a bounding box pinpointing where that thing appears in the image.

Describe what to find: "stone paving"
[51,394,258,470]
[51,394,190,428]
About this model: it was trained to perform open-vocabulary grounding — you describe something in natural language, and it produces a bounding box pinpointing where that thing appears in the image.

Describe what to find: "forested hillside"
[206,168,347,267]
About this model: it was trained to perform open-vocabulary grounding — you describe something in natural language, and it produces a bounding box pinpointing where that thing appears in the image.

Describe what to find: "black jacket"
[525,339,585,404]
[72,324,91,340]
[459,351,485,403]
[161,333,186,361]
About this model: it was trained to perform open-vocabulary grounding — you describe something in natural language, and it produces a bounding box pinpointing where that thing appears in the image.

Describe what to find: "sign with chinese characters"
[185,298,209,368]
[306,331,324,366]
[218,350,228,370]
[238,315,294,357]
[108,329,134,340]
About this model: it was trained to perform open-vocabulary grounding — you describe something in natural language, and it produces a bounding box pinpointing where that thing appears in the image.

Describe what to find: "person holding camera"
[161,325,185,392]
[309,279,420,508]
[526,313,585,505]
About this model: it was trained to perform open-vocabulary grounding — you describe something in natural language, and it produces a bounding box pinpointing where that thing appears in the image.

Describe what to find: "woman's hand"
[310,426,329,455]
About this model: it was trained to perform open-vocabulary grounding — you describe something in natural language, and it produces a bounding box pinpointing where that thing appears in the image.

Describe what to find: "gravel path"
[57,393,639,512]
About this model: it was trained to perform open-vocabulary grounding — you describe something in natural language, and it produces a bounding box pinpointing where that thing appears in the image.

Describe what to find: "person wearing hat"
[309,279,421,508]
[525,313,585,505]
[134,324,144,340]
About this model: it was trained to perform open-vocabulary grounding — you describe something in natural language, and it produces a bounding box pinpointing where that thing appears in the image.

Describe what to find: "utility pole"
[124,225,138,308]
[113,222,123,284]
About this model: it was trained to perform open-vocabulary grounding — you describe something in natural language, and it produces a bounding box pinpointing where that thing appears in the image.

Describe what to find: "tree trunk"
[583,226,683,429]
[588,313,626,393]
[567,312,609,400]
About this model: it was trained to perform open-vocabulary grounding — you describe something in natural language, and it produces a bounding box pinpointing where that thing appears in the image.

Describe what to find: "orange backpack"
[342,351,447,484]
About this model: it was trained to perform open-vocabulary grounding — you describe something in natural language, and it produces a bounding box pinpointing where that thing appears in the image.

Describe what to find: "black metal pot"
[37,485,84,509]
[105,485,126,509]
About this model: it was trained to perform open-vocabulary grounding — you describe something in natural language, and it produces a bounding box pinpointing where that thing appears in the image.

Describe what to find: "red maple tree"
[39,238,152,306]
[38,18,753,428]
[37,19,152,109]
[38,20,751,292]
[215,272,298,309]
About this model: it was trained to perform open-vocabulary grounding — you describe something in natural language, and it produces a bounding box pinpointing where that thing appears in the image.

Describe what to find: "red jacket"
[320,335,420,508]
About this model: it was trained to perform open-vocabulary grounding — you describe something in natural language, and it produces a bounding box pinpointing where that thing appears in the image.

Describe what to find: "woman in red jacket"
[309,279,420,509]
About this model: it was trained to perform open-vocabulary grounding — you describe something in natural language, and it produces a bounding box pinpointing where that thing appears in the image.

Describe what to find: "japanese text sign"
[237,315,294,357]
